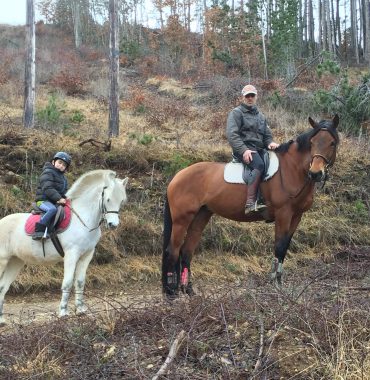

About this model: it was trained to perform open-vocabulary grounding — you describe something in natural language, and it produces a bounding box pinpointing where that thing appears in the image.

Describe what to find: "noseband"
[281,126,338,198]
[309,127,338,173]
[100,186,120,218]
[71,186,120,232]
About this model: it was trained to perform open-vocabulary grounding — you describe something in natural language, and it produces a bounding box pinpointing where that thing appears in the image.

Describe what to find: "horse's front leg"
[60,252,79,317]
[74,249,95,314]
[272,211,302,286]
[0,257,24,325]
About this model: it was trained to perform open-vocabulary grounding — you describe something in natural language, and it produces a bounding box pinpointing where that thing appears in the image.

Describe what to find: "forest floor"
[1,246,370,379]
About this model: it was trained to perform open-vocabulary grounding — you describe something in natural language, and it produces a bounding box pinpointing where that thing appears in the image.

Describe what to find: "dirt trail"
[1,289,163,327]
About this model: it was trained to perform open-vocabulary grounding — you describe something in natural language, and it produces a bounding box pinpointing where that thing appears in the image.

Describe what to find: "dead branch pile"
[1,248,370,379]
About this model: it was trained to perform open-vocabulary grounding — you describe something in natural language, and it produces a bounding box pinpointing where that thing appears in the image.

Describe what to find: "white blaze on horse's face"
[307,115,339,183]
[102,176,129,229]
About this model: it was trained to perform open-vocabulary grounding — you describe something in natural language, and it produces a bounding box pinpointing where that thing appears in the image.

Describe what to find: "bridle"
[70,186,120,232]
[308,128,338,183]
[281,127,338,198]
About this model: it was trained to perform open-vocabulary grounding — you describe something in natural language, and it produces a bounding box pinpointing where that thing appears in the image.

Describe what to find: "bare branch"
[152,330,186,380]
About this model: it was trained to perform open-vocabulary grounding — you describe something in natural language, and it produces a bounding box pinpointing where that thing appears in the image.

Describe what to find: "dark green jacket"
[35,162,68,203]
[226,104,273,156]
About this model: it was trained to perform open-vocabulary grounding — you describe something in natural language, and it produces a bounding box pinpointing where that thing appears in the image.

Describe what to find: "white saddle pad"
[224,151,279,184]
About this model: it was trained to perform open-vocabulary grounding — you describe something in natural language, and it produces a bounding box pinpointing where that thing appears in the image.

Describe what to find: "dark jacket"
[226,104,273,156]
[35,162,68,203]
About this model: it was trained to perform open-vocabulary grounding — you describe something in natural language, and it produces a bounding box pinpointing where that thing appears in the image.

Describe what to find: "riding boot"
[32,222,47,240]
[245,169,262,214]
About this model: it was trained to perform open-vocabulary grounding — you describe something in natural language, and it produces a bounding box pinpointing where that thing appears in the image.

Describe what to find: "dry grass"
[2,249,370,379]
[0,76,369,294]
[0,76,369,380]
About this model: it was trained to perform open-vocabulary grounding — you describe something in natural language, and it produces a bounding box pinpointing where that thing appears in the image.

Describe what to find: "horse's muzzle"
[308,170,326,182]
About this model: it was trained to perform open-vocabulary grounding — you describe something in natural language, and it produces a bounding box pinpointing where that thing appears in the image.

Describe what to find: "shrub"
[36,94,65,127]
[70,110,85,124]
[163,153,192,177]
[313,72,370,135]
[50,70,85,95]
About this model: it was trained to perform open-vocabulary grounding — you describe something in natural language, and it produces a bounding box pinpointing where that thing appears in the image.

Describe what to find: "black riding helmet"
[53,151,72,167]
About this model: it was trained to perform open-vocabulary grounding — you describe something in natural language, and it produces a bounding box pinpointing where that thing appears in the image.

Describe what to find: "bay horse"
[0,170,128,324]
[162,115,339,296]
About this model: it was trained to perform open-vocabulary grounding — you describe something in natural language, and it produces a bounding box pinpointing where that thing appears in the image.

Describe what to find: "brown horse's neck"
[277,142,313,199]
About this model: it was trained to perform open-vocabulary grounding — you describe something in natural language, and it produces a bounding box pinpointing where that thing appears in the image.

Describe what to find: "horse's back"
[0,212,28,228]
[0,213,29,256]
[170,162,225,186]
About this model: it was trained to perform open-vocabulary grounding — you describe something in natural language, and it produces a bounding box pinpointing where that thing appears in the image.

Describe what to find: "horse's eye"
[330,141,336,147]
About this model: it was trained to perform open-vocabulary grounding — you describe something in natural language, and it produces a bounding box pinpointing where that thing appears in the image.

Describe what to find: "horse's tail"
[162,195,172,291]
[162,194,178,293]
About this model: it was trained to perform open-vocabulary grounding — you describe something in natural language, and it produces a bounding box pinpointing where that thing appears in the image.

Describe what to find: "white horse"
[0,169,128,324]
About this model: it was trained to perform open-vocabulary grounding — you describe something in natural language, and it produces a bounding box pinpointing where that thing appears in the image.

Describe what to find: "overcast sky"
[0,0,42,25]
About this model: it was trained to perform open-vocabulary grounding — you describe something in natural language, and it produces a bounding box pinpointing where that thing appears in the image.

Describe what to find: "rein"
[70,187,120,232]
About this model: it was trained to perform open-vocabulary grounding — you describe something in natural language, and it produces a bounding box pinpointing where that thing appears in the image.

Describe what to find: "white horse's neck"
[67,170,110,229]
[71,186,103,228]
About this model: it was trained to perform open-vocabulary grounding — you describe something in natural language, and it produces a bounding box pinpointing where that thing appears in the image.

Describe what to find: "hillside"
[0,24,370,379]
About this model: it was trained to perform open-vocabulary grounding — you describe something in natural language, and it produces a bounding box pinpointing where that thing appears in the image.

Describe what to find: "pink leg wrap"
[180,268,189,286]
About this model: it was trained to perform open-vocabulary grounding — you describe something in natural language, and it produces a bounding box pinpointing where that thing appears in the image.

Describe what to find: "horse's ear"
[332,114,339,128]
[108,171,117,179]
[121,177,129,187]
[308,116,317,128]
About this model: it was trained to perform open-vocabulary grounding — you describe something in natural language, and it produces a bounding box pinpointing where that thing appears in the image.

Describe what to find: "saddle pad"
[224,151,279,184]
[25,200,72,235]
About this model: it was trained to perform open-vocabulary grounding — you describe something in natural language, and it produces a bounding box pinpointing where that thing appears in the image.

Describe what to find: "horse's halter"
[308,127,338,182]
[100,186,120,223]
[280,127,338,198]
[71,186,120,232]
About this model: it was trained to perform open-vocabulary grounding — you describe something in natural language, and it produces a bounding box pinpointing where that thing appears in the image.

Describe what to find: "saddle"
[25,201,72,236]
[224,150,279,185]
[25,201,72,257]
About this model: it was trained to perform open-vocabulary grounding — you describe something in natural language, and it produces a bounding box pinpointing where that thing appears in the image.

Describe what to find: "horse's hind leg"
[180,206,213,296]
[60,251,79,317]
[73,249,94,314]
[0,257,25,325]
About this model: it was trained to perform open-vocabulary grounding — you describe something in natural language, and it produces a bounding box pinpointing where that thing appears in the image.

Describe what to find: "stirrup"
[245,200,257,214]
[32,232,44,240]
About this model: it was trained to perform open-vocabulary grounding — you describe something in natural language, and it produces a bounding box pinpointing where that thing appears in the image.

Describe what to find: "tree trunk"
[261,22,268,79]
[325,0,335,53]
[303,0,308,56]
[351,0,360,63]
[365,0,370,63]
[336,0,341,54]
[322,0,328,51]
[330,0,336,52]
[108,0,120,138]
[308,0,315,55]
[71,0,81,48]
[318,0,323,51]
[24,0,35,129]
[361,0,370,64]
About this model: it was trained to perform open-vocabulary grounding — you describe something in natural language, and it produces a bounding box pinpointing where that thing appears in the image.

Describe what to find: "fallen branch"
[251,314,265,378]
[220,303,236,366]
[152,330,186,380]
[79,138,111,151]
[285,52,323,88]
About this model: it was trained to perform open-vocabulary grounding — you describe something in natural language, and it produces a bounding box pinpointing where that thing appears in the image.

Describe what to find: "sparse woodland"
[0,1,370,378]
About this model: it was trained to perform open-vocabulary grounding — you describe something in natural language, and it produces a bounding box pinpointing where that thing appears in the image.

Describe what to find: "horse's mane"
[276,119,340,154]
[67,170,115,199]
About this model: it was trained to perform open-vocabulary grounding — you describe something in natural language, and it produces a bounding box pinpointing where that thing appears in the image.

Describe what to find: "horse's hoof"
[59,309,69,318]
[163,287,179,302]
[186,284,196,296]
[76,305,88,315]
